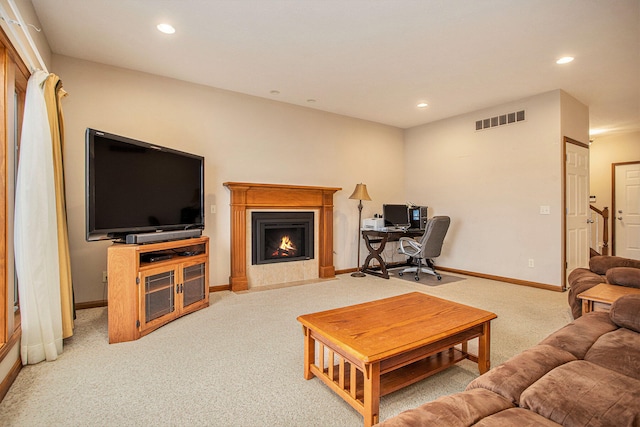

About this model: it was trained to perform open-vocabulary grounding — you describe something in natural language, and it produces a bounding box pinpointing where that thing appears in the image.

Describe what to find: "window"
[13,84,26,325]
[0,27,29,361]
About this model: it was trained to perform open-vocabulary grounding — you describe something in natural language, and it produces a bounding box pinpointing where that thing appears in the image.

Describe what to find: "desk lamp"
[349,183,371,277]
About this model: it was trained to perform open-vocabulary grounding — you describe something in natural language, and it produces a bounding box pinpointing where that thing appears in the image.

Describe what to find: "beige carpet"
[0,272,572,426]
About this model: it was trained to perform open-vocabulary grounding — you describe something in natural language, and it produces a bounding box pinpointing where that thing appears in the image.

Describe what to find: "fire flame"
[272,235,297,257]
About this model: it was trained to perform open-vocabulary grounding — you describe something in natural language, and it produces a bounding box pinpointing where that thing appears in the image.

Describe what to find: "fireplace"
[223,182,340,291]
[252,211,314,265]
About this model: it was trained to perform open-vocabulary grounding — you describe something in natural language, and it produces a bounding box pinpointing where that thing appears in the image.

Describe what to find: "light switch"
[210,205,216,214]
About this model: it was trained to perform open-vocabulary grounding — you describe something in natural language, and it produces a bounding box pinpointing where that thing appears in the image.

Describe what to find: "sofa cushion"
[584,328,640,380]
[473,408,561,426]
[539,311,617,359]
[606,267,640,288]
[465,345,576,405]
[520,360,640,427]
[609,294,640,332]
[376,388,514,427]
[589,255,640,275]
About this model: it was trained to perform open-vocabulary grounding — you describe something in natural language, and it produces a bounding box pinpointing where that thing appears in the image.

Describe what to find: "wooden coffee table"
[578,283,640,314]
[297,292,497,427]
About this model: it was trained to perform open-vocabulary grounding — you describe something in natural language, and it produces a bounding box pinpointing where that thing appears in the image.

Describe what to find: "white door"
[614,162,640,260]
[566,142,590,285]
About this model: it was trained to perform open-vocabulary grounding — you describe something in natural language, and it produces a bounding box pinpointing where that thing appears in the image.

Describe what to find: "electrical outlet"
[540,205,550,215]
[102,271,108,283]
[528,259,534,268]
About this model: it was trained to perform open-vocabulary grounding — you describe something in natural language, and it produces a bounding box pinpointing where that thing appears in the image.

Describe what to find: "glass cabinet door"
[182,263,206,308]
[143,269,176,323]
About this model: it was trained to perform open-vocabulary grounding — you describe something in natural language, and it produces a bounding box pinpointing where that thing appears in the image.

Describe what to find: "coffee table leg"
[363,362,381,427]
[303,327,315,380]
[477,322,491,374]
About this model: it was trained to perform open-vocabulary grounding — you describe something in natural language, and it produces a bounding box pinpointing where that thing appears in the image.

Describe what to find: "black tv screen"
[86,128,204,241]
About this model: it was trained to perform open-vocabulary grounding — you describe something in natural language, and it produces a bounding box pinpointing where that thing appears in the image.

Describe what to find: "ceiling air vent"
[475,110,525,131]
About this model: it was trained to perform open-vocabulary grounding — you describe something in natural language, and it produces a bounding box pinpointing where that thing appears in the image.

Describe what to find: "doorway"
[612,161,640,260]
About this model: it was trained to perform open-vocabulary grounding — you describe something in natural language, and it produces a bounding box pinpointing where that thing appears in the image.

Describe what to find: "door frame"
[563,136,590,291]
[611,160,640,256]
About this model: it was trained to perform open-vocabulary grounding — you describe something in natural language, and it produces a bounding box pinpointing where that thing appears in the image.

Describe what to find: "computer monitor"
[383,204,410,227]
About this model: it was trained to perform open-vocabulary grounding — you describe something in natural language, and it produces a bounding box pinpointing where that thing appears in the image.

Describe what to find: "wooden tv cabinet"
[107,236,209,344]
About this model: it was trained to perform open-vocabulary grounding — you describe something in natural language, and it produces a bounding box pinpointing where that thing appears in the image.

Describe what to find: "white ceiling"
[30,0,639,134]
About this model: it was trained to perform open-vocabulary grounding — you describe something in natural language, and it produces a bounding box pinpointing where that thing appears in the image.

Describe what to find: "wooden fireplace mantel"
[223,182,341,291]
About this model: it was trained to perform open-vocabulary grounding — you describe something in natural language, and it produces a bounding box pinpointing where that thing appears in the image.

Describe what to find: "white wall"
[560,90,590,144]
[403,90,586,287]
[589,131,640,249]
[590,130,640,210]
[52,55,404,303]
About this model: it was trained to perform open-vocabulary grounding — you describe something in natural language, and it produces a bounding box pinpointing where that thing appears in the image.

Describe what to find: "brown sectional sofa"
[377,294,640,426]
[568,255,640,319]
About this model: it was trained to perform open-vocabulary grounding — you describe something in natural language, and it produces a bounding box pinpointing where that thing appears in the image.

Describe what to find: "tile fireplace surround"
[223,182,341,291]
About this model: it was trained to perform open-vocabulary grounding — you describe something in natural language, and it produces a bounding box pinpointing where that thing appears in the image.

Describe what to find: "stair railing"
[589,205,609,256]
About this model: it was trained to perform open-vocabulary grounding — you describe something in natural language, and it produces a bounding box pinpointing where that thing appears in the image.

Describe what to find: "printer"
[362,218,385,230]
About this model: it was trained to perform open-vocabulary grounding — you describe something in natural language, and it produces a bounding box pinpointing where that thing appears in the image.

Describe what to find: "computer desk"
[360,229,423,279]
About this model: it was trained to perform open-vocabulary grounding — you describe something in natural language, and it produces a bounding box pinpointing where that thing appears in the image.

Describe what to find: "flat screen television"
[383,204,410,227]
[86,128,204,241]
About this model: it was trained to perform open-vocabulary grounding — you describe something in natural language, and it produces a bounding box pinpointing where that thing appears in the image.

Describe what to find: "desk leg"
[363,362,380,427]
[477,322,491,374]
[303,327,315,380]
[362,234,390,279]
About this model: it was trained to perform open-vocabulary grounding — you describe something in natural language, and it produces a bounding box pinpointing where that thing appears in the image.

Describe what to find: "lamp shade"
[349,183,371,201]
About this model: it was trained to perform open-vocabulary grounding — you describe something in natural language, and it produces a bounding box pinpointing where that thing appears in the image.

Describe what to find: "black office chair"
[397,216,450,281]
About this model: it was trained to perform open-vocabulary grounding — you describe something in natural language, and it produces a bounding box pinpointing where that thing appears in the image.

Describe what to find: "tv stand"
[107,236,209,344]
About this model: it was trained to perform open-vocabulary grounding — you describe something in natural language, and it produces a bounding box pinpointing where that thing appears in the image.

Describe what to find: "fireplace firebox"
[251,211,314,265]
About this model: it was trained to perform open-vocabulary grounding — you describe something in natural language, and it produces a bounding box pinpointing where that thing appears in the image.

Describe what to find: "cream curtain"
[14,70,72,364]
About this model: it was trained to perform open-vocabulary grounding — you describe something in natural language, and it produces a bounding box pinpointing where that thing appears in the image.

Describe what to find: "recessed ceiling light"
[417,102,428,108]
[270,90,280,95]
[157,23,176,34]
[307,99,316,103]
[556,56,574,64]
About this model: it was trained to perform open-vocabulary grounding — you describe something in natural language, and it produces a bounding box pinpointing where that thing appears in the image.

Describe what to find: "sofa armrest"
[567,268,605,319]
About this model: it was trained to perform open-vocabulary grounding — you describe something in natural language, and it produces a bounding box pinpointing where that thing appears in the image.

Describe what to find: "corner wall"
[403,90,581,287]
